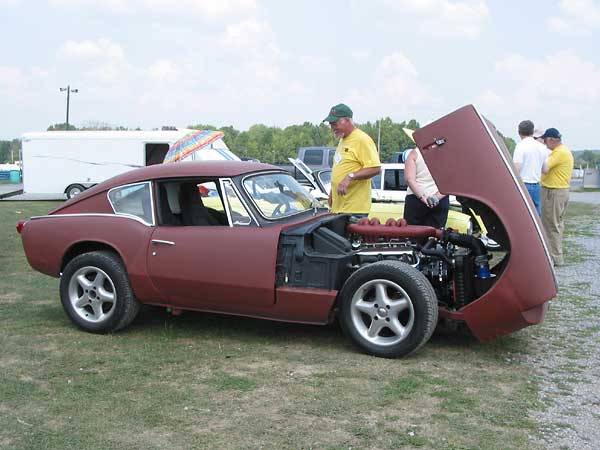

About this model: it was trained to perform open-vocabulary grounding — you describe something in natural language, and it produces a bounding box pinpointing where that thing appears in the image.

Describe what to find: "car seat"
[179,182,220,226]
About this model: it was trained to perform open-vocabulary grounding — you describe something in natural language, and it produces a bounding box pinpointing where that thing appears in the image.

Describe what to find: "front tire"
[60,251,141,333]
[339,261,438,358]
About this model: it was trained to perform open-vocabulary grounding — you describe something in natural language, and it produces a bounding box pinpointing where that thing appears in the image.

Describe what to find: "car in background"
[289,159,472,234]
[17,105,556,358]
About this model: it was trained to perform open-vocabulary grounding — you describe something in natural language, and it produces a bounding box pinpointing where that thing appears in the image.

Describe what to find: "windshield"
[243,172,316,219]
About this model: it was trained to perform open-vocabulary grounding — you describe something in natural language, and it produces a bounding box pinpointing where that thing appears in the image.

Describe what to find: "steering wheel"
[272,201,291,217]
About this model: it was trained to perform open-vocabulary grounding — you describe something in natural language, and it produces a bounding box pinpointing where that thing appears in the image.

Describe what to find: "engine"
[347,217,495,310]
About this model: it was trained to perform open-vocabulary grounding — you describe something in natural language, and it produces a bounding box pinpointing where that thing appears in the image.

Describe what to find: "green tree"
[0,140,21,164]
[47,123,77,131]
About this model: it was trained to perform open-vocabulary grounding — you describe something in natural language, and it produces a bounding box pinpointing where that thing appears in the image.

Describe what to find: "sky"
[1,0,599,149]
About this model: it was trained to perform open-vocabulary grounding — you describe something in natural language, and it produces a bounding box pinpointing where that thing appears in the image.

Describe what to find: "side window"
[303,149,323,166]
[383,169,407,191]
[108,182,153,224]
[222,180,253,226]
[155,179,228,226]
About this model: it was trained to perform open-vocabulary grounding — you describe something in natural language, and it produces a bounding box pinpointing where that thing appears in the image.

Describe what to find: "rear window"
[303,149,324,166]
[108,182,153,224]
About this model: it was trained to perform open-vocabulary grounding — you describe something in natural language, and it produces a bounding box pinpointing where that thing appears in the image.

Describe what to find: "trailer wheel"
[66,184,85,199]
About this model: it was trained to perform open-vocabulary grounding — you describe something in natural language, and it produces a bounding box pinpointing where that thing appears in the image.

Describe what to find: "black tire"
[338,260,438,358]
[59,251,141,333]
[66,184,85,199]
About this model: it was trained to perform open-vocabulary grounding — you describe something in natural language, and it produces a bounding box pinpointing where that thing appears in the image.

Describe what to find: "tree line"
[0,119,539,165]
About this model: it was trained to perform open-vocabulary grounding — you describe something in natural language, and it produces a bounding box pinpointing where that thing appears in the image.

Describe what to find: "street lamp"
[60,85,78,129]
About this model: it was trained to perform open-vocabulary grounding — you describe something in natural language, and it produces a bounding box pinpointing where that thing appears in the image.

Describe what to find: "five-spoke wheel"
[60,251,141,333]
[339,260,438,358]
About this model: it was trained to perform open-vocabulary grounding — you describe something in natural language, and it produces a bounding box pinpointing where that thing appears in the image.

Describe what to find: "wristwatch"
[348,172,355,180]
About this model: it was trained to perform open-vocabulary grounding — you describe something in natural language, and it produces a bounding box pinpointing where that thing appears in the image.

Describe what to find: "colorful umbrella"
[163,130,225,163]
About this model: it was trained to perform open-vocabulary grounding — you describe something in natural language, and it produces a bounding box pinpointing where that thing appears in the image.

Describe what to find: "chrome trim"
[28,213,152,227]
[151,239,175,246]
[240,170,314,221]
[107,181,155,226]
[475,108,556,278]
[219,178,259,227]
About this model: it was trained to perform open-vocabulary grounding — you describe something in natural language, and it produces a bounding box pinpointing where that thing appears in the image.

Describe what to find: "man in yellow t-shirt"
[540,127,574,266]
[323,103,381,214]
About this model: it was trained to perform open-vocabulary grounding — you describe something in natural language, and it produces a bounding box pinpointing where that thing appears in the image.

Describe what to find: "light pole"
[60,85,78,129]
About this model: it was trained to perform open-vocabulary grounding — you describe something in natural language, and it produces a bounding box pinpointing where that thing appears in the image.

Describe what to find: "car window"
[222,180,253,226]
[317,171,332,195]
[383,169,407,191]
[108,182,153,224]
[155,179,228,227]
[243,173,314,219]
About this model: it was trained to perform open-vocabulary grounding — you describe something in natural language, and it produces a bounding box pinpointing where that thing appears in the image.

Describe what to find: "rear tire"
[60,251,141,333]
[338,260,438,358]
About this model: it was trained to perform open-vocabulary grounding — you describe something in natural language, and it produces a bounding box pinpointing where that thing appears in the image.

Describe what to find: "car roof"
[103,161,280,188]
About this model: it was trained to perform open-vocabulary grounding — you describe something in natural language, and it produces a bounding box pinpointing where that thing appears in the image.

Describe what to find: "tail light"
[16,220,27,234]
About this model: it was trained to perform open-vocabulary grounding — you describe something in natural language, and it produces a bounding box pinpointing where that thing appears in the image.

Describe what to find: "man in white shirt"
[513,120,549,215]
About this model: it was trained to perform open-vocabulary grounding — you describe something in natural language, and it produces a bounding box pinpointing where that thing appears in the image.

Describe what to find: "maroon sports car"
[17,105,557,358]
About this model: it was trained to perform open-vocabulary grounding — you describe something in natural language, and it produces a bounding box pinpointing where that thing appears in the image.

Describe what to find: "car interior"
[156,180,228,226]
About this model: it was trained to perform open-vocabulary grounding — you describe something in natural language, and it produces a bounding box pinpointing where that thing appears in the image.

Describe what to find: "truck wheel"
[60,251,141,333]
[338,261,438,358]
[66,184,85,199]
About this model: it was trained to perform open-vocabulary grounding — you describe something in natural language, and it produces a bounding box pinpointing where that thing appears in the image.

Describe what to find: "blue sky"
[1,0,599,149]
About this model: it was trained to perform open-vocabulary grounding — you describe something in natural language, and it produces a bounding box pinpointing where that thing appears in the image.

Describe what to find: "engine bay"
[276,212,509,312]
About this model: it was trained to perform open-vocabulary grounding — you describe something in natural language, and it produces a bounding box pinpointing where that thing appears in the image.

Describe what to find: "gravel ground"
[528,201,600,450]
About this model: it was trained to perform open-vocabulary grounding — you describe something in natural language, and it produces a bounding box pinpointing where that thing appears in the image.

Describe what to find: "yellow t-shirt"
[331,128,381,213]
[541,144,574,189]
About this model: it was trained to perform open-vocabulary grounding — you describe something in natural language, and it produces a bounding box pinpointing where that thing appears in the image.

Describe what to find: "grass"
[0,200,596,450]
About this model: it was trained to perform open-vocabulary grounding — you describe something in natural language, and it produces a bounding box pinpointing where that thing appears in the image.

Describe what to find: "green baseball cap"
[323,103,353,123]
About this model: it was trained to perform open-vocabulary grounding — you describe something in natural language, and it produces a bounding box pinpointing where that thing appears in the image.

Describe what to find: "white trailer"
[20,130,239,198]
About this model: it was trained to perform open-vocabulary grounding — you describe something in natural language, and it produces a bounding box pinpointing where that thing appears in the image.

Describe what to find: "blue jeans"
[525,183,541,216]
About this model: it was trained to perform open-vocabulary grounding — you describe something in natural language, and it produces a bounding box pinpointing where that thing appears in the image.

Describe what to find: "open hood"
[413,105,556,339]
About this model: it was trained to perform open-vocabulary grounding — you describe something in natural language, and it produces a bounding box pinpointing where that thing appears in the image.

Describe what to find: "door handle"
[151,239,175,246]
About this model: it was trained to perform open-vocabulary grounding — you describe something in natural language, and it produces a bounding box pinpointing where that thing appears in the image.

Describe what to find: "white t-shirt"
[513,137,549,183]
[406,148,439,197]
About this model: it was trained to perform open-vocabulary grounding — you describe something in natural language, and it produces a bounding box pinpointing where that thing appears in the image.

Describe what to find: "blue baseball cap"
[539,128,561,139]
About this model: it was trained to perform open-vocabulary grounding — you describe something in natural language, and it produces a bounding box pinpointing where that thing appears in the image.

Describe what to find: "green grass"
[0,200,597,449]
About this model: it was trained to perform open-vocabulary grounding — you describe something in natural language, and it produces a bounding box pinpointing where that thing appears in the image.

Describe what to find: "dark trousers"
[403,194,450,228]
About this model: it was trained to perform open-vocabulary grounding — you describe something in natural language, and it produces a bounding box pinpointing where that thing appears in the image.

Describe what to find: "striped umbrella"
[163,130,225,163]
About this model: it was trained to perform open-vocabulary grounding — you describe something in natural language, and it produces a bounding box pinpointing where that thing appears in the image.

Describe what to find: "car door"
[146,179,280,311]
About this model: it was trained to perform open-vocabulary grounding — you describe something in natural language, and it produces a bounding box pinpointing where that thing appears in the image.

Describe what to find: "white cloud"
[59,38,124,62]
[49,0,256,16]
[147,59,182,83]
[344,52,432,121]
[49,0,132,13]
[548,0,600,33]
[0,66,24,89]
[142,0,256,17]
[377,0,489,38]
[218,17,281,99]
[221,18,280,59]
[476,89,505,109]
[376,53,427,103]
[495,51,600,101]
